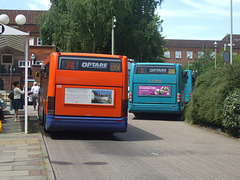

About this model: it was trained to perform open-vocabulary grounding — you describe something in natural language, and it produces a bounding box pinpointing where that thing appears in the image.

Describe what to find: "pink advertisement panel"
[138,86,171,96]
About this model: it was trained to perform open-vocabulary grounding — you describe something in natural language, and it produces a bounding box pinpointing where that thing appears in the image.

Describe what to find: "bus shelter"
[0,24,29,134]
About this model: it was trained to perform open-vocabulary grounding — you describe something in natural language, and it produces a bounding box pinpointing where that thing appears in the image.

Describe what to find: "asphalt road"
[42,113,240,180]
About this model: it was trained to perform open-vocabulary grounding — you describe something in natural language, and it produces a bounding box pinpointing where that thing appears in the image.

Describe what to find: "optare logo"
[81,62,108,69]
[150,68,167,73]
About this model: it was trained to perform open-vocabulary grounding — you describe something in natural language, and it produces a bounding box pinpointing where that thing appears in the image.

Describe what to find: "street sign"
[0,24,5,34]
[223,50,230,63]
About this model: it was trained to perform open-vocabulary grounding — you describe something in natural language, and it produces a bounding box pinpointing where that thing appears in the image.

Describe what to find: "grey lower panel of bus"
[128,103,181,114]
[45,115,128,132]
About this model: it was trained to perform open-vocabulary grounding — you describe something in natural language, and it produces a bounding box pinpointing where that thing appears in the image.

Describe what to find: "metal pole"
[24,36,28,134]
[112,26,114,55]
[215,47,217,69]
[230,0,233,65]
[10,64,12,90]
[111,16,116,55]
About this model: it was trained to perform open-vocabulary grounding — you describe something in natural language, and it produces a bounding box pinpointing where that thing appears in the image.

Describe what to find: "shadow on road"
[132,113,184,121]
[41,124,163,142]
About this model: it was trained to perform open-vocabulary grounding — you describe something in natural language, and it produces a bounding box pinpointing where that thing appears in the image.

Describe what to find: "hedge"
[185,63,240,137]
[222,90,240,137]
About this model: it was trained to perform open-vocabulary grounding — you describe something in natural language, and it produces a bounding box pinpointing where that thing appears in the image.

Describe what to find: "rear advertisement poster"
[65,88,114,105]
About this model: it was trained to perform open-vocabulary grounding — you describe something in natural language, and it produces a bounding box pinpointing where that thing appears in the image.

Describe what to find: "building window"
[37,37,42,46]
[198,51,204,58]
[29,38,34,46]
[1,54,13,65]
[18,61,30,68]
[187,51,193,59]
[35,61,43,66]
[210,52,215,59]
[164,51,170,58]
[175,51,181,59]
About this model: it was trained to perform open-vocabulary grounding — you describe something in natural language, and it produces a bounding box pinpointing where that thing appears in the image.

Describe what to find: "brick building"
[164,34,240,66]
[0,9,55,91]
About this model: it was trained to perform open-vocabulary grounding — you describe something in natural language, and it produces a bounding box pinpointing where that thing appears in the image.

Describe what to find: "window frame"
[175,51,181,59]
[1,54,14,65]
[198,51,204,58]
[164,51,170,59]
[18,61,31,68]
[187,51,193,59]
[29,38,34,46]
[37,37,42,46]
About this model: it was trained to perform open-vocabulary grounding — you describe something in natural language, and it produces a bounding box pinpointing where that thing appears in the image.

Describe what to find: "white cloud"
[34,0,51,9]
[28,4,40,10]
[158,9,191,18]
[181,0,201,8]
[158,0,240,40]
[27,0,51,10]
[158,0,234,20]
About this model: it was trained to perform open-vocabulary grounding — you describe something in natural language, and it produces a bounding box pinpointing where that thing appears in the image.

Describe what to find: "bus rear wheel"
[134,113,141,118]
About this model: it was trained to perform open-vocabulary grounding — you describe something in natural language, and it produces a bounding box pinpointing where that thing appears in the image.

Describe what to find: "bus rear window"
[135,65,176,74]
[58,56,122,72]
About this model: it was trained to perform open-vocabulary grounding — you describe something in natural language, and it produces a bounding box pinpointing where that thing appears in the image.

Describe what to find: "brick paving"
[0,105,55,180]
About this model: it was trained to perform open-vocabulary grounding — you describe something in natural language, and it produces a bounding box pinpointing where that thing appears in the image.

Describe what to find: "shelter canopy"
[0,24,29,53]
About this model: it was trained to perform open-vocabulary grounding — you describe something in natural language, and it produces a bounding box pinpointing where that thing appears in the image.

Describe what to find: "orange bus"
[38,52,128,133]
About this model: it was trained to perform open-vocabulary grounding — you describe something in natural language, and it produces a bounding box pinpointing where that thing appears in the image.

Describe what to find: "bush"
[185,63,240,134]
[222,90,240,137]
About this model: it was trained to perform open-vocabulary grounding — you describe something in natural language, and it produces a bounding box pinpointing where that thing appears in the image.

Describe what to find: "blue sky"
[1,0,240,40]
[157,0,240,40]
[0,0,50,10]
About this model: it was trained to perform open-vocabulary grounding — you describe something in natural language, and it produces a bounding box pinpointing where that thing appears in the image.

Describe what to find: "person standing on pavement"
[12,81,25,122]
[0,96,6,123]
[31,82,40,111]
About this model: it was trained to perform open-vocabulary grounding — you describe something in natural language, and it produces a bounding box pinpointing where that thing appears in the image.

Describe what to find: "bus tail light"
[189,93,192,99]
[129,92,132,102]
[122,99,128,117]
[47,96,55,115]
[177,93,181,103]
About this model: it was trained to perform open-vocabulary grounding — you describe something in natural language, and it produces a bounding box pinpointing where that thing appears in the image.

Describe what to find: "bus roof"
[133,62,178,66]
[52,52,126,59]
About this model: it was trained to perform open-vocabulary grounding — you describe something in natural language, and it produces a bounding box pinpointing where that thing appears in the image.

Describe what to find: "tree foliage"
[185,54,240,137]
[39,0,165,62]
[223,89,240,137]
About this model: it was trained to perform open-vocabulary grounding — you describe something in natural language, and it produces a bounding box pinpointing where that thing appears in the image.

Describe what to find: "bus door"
[132,65,177,104]
[54,56,125,118]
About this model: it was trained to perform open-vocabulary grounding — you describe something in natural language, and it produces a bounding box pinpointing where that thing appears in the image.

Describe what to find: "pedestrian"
[0,96,6,123]
[31,82,40,111]
[12,81,24,122]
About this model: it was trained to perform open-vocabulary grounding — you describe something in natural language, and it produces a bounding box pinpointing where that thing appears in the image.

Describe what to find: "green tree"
[40,0,165,61]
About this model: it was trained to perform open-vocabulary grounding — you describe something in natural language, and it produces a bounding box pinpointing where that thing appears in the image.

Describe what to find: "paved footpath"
[0,106,55,180]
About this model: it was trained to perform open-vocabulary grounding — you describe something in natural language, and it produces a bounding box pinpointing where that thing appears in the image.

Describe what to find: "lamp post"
[112,16,116,55]
[187,55,190,70]
[214,41,218,69]
[230,0,233,65]
[0,14,28,134]
[31,53,36,65]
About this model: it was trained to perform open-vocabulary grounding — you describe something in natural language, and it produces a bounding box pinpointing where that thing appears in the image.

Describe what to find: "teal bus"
[128,63,185,117]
